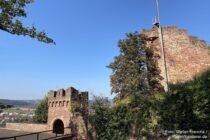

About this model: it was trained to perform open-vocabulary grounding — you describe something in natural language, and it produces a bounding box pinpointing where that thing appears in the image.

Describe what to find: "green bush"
[33,96,48,124]
[90,69,210,139]
[89,94,161,140]
[89,96,112,140]
[159,69,210,130]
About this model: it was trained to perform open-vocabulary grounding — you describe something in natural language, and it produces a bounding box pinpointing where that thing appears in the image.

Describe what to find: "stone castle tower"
[6,86,88,134]
[142,26,210,89]
[48,87,88,134]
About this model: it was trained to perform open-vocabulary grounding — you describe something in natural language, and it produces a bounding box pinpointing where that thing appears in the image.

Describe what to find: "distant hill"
[0,98,113,108]
[0,99,40,108]
[89,98,113,105]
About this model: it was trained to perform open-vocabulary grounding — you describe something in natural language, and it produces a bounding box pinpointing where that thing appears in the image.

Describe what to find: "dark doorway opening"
[53,119,64,134]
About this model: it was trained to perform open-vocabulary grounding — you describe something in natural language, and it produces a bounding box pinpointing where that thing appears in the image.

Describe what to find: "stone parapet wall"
[6,123,48,132]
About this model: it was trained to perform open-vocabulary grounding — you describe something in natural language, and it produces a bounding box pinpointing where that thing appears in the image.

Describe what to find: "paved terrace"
[0,128,71,140]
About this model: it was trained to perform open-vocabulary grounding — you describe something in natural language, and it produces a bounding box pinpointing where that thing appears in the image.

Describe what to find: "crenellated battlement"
[47,86,88,133]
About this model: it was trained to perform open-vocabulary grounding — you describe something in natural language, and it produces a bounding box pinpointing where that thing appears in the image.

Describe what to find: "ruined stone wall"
[78,92,88,116]
[6,123,48,132]
[142,26,210,87]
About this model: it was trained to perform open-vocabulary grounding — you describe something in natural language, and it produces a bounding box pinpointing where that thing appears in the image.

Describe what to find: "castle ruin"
[142,26,210,89]
[6,86,88,135]
[5,25,210,136]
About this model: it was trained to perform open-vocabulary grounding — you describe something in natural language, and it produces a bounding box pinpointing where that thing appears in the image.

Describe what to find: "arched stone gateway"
[53,119,64,134]
[5,86,88,137]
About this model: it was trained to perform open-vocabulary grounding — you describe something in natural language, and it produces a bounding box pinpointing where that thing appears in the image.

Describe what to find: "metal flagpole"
[155,0,169,92]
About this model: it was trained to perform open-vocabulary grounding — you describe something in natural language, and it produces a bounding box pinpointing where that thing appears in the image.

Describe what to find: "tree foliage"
[90,31,210,139]
[0,0,55,44]
[89,94,161,140]
[33,96,48,123]
[0,102,14,109]
[107,32,163,99]
[90,69,210,139]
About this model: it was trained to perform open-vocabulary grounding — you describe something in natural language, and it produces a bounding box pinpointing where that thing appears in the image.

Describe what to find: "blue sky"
[0,0,209,100]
